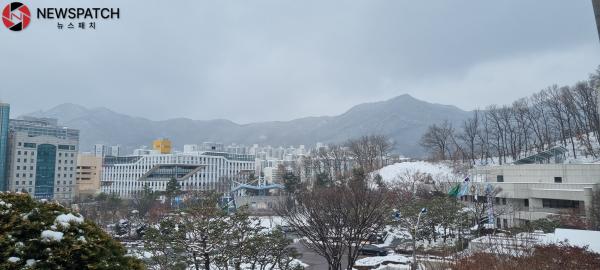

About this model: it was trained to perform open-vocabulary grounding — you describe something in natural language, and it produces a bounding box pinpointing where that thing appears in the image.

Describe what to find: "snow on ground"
[256,216,286,231]
[376,161,459,183]
[54,213,84,228]
[354,254,410,268]
[375,227,411,248]
[7,257,20,263]
[41,230,64,241]
[543,228,600,253]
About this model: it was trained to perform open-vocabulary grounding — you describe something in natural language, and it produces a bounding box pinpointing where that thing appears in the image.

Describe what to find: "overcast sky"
[1,0,599,123]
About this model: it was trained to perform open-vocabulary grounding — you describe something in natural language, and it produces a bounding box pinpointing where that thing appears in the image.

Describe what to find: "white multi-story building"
[183,144,199,153]
[101,151,255,198]
[471,163,600,229]
[6,117,79,202]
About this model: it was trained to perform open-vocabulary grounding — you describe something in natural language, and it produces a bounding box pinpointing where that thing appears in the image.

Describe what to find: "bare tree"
[420,120,455,160]
[277,171,392,270]
[423,66,600,166]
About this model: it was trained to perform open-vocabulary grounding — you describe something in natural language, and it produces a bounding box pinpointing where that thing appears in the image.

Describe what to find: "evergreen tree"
[0,192,144,270]
[164,177,182,207]
[143,217,187,270]
[282,172,301,194]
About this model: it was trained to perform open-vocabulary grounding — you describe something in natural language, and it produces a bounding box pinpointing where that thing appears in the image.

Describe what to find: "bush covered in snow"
[0,192,144,269]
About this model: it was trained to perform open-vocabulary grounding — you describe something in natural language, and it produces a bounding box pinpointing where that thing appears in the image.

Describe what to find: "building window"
[35,144,57,199]
[524,199,529,207]
[554,177,562,183]
[497,175,504,182]
[502,198,507,205]
[23,143,36,148]
[542,199,580,209]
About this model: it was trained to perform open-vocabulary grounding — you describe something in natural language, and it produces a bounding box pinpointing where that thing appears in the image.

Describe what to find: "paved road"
[292,242,351,270]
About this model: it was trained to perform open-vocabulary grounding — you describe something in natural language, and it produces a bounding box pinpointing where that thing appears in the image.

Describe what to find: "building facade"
[94,144,110,157]
[101,151,255,198]
[0,103,9,191]
[76,154,102,198]
[6,117,79,202]
[472,164,600,228]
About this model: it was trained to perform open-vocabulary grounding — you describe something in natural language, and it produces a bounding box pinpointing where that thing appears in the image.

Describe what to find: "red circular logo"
[2,2,31,31]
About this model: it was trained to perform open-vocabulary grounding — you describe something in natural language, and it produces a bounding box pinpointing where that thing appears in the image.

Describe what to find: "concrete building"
[93,144,109,157]
[110,145,122,157]
[76,154,102,198]
[6,117,79,202]
[183,144,199,153]
[472,163,600,228]
[0,103,9,191]
[93,144,121,157]
[201,142,224,152]
[263,166,283,183]
[101,150,255,198]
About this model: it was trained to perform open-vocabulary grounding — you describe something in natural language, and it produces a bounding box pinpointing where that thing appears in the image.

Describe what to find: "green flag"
[448,184,460,197]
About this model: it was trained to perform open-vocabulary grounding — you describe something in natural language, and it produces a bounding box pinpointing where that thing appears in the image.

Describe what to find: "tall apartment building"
[94,144,109,157]
[101,151,255,198]
[94,144,122,157]
[76,154,102,198]
[471,163,600,229]
[6,117,79,202]
[110,145,122,157]
[0,103,9,191]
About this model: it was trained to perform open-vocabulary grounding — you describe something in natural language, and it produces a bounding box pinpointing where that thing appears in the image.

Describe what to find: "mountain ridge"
[24,94,472,157]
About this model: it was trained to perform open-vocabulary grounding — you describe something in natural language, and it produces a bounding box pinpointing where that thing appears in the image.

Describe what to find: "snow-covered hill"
[375,161,461,183]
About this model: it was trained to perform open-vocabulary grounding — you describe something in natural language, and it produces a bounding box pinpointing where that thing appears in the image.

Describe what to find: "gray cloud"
[1,0,599,123]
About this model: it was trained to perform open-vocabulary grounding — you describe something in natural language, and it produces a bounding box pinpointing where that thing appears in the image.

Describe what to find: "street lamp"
[412,207,427,270]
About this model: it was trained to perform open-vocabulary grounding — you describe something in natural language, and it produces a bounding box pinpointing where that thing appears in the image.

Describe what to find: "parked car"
[359,245,389,256]
[279,225,296,233]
